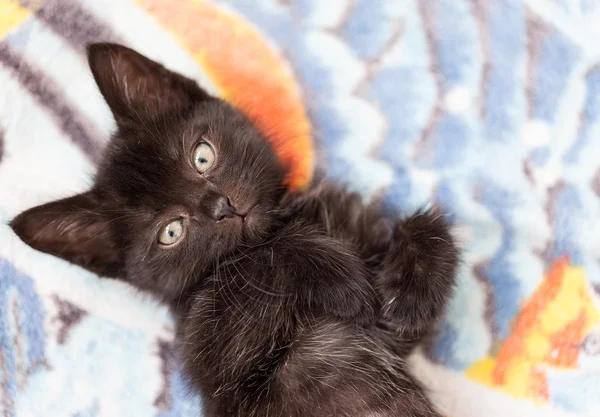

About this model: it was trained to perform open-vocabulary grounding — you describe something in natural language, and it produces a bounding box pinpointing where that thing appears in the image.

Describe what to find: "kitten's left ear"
[10,192,124,278]
[87,43,211,126]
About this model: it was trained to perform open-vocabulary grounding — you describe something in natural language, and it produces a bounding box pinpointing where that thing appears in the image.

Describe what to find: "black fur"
[10,43,459,417]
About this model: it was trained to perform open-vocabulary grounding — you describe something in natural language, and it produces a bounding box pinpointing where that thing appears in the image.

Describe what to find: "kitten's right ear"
[87,43,211,126]
[10,191,124,278]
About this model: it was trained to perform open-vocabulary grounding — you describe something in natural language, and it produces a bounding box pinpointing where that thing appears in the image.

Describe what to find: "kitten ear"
[87,43,211,126]
[10,191,123,278]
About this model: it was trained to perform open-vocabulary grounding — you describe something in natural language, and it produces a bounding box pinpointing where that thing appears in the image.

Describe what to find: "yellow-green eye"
[194,142,216,173]
[158,219,184,246]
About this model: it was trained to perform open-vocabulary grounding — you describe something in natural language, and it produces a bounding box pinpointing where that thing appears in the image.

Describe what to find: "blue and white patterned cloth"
[1,1,600,416]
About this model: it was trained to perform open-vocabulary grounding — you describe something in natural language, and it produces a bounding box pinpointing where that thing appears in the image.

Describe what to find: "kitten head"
[10,43,285,301]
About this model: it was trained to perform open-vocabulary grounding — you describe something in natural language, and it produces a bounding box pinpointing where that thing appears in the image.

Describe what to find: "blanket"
[1,0,599,416]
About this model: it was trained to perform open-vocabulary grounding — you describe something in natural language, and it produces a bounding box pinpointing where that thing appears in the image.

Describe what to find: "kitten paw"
[378,208,459,333]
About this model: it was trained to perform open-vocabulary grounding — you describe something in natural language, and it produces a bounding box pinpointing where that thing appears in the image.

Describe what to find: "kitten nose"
[212,196,237,221]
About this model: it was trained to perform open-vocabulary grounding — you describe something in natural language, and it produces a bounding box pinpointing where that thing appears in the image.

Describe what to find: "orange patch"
[545,309,588,368]
[468,257,600,404]
[529,367,549,401]
[137,0,314,190]
[493,257,569,384]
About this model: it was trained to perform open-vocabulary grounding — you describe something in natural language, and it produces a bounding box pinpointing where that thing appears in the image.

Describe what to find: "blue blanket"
[1,1,599,416]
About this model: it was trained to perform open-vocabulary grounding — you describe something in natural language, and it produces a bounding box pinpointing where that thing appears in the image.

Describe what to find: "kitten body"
[11,44,459,417]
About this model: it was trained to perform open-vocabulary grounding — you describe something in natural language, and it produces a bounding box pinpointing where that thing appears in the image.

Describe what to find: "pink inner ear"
[88,43,208,125]
[10,192,122,276]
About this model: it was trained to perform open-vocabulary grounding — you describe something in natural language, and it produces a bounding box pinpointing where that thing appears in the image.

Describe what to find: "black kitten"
[11,44,459,417]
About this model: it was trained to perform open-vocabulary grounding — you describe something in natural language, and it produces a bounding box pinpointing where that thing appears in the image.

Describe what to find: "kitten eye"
[158,219,184,246]
[194,142,216,174]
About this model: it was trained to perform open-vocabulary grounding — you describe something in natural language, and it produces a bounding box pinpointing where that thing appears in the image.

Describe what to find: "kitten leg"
[286,184,459,341]
[378,209,459,341]
[284,183,395,264]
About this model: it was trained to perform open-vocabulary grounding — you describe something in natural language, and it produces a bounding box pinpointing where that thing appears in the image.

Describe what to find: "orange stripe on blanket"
[492,257,569,386]
[136,0,314,190]
[467,257,600,404]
